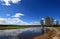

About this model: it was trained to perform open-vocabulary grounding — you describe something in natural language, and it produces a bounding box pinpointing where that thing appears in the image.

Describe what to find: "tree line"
[40,16,59,27]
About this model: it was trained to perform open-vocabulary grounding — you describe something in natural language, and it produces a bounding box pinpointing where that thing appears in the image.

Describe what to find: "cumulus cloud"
[11,0,21,3]
[0,18,7,24]
[12,13,24,18]
[29,21,40,25]
[0,18,39,25]
[0,13,40,25]
[0,13,39,25]
[0,18,23,25]
[0,0,21,6]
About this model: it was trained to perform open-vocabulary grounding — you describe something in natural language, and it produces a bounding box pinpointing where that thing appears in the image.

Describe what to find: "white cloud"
[0,18,23,25]
[0,18,7,24]
[11,0,21,3]
[0,0,11,6]
[12,13,24,18]
[0,0,21,6]
[29,21,40,25]
[0,13,39,25]
[0,17,39,25]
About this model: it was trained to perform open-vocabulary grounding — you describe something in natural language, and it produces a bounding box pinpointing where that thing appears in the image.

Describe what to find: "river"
[0,27,52,39]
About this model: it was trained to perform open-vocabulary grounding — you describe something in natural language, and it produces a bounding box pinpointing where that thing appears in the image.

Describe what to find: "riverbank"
[33,27,60,39]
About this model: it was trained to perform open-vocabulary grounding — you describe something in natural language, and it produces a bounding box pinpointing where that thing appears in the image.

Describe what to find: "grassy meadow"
[0,25,60,30]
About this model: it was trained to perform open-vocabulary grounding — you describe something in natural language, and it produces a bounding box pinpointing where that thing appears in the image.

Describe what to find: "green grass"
[0,27,26,30]
[0,25,40,30]
[0,25,60,30]
[0,26,28,30]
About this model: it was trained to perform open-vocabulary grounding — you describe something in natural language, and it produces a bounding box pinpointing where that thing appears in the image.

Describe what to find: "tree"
[55,20,59,25]
[45,16,51,27]
[40,18,45,34]
[40,18,44,26]
[50,18,54,25]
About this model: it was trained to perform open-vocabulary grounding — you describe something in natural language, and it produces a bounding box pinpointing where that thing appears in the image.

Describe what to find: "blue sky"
[0,0,60,25]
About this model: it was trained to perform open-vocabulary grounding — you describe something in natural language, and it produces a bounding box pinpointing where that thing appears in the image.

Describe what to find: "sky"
[0,0,60,25]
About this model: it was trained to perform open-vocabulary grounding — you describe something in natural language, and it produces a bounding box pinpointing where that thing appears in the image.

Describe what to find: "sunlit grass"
[0,26,28,30]
[0,25,60,30]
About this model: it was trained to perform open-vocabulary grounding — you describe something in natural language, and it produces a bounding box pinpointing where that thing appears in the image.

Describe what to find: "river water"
[0,27,52,39]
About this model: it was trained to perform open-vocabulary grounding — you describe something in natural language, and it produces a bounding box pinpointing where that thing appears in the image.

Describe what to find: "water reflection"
[0,27,51,39]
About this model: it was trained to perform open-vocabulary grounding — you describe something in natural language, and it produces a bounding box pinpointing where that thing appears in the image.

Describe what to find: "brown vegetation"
[33,29,56,39]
